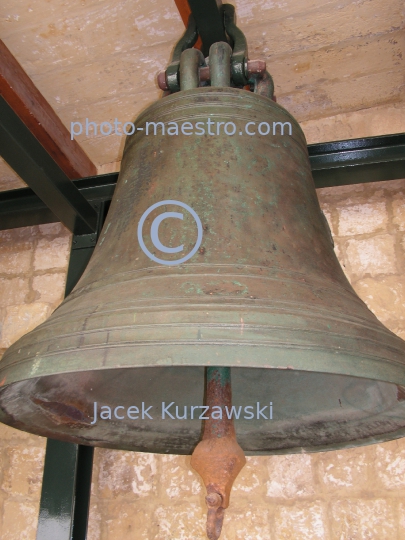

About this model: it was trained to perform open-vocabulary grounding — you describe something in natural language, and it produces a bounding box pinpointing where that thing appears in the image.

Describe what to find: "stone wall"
[0,223,71,539]
[1,146,405,539]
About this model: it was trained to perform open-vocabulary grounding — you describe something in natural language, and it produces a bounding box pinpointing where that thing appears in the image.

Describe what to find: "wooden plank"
[0,39,97,179]
[173,0,193,26]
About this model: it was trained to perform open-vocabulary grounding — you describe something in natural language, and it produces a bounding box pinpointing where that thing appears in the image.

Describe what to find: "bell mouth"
[1,366,405,455]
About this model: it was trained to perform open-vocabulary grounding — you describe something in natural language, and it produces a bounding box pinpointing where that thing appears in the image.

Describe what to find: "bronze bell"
[1,34,405,540]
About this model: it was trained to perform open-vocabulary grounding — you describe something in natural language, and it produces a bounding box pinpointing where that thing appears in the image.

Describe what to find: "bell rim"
[2,341,405,387]
[1,365,405,455]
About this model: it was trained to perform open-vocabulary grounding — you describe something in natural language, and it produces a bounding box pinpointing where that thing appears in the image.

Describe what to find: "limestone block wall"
[1,175,405,538]
[0,222,71,539]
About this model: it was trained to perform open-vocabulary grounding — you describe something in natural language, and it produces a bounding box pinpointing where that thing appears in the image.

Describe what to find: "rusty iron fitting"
[191,367,246,540]
[254,70,275,100]
[157,59,267,91]
[206,492,223,507]
[206,492,225,540]
[157,70,168,91]
[199,65,210,85]
[246,59,267,77]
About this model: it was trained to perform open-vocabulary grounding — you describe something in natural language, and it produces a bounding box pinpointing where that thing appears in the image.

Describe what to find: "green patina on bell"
[1,44,405,458]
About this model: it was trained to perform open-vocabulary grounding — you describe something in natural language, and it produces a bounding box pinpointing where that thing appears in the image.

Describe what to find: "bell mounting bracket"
[163,3,251,93]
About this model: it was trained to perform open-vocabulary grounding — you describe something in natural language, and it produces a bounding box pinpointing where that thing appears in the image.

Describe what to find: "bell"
[2,41,405,452]
[1,35,405,539]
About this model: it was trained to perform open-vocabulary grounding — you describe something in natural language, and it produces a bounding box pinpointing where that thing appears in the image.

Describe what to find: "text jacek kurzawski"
[90,401,273,424]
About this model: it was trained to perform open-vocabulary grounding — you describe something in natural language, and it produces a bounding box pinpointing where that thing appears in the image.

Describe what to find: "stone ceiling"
[0,0,404,190]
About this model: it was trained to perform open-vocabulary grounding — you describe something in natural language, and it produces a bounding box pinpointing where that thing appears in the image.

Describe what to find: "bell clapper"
[189,40,246,540]
[191,367,246,540]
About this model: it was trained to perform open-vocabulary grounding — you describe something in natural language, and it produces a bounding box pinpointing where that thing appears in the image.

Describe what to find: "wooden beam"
[0,40,97,179]
[174,0,193,27]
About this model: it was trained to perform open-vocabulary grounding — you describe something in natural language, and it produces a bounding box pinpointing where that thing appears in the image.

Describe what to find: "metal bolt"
[157,71,168,91]
[206,492,222,508]
[156,59,267,91]
[245,59,266,77]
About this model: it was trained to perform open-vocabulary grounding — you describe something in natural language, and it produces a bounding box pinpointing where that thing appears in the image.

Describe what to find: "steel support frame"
[36,200,108,540]
[186,0,227,56]
[0,173,117,231]
[1,133,404,232]
[309,134,405,188]
[0,95,98,234]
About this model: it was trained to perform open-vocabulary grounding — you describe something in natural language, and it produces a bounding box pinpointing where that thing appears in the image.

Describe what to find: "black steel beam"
[0,187,58,230]
[36,201,108,540]
[309,133,405,188]
[187,0,227,56]
[1,134,404,231]
[0,173,117,230]
[37,439,82,539]
[0,96,98,234]
[37,441,94,540]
